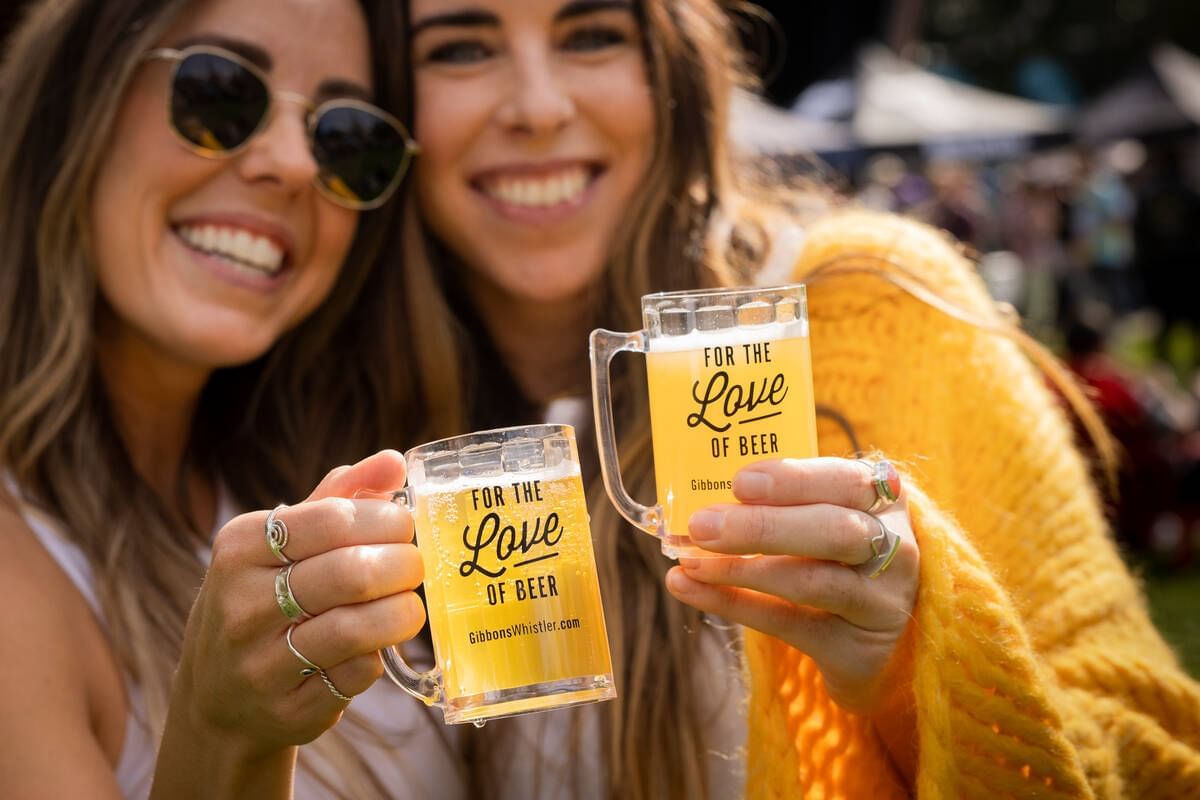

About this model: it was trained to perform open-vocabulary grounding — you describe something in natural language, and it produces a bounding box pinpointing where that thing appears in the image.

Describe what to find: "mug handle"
[589,328,662,538]
[379,487,444,707]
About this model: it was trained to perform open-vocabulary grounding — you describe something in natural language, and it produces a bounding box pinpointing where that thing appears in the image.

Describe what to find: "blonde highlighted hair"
[0,0,439,796]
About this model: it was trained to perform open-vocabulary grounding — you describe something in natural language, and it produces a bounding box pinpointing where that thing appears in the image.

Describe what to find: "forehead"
[409,0,591,22]
[162,0,372,89]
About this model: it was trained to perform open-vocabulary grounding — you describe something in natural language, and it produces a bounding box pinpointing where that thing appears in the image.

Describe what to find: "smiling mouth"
[473,164,603,209]
[174,224,288,276]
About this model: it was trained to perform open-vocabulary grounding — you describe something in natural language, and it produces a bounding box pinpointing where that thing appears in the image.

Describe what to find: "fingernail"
[678,557,702,571]
[689,510,725,541]
[734,470,772,500]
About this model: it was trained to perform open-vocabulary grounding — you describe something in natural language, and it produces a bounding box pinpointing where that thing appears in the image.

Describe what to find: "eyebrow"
[169,33,374,102]
[410,0,634,37]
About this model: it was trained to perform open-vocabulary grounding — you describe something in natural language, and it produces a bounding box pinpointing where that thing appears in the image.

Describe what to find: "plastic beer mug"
[590,285,819,559]
[382,424,616,724]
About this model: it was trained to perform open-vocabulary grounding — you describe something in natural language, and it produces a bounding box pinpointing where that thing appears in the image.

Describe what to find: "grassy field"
[1143,569,1200,678]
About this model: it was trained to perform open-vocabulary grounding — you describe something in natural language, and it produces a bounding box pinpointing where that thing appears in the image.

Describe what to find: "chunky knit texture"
[742,209,1200,799]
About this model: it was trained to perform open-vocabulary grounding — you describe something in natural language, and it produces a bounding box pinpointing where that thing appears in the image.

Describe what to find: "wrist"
[152,662,299,800]
[153,704,298,800]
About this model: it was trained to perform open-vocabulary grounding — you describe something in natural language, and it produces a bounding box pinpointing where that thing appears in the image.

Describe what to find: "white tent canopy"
[733,43,1080,157]
[1077,43,1200,142]
[852,45,1070,147]
[729,89,854,155]
[1152,43,1200,125]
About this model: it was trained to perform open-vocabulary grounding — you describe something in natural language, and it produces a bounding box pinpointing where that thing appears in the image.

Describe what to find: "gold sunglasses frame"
[143,45,419,210]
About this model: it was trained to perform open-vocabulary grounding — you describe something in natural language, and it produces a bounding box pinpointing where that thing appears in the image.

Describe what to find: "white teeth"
[482,167,590,208]
[176,224,286,274]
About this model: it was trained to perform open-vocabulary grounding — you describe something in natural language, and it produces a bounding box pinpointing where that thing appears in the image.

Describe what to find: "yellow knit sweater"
[742,210,1200,799]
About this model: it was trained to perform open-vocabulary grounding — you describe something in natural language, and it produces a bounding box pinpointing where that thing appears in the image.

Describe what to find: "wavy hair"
[0,0,433,796]
[354,1,786,797]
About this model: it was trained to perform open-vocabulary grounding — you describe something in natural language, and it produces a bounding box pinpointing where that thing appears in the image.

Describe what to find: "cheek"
[89,88,180,292]
[580,64,655,164]
[296,206,359,314]
[413,80,485,201]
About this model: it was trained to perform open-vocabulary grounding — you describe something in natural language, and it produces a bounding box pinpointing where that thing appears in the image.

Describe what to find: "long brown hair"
[0,0,418,796]
[360,1,772,797]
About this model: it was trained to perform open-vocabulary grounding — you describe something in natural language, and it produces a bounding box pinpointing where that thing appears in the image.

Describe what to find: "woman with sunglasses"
[0,0,464,798]
[346,0,1198,797]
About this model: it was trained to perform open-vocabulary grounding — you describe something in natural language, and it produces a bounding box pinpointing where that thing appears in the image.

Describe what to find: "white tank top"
[7,440,746,798]
[4,475,468,800]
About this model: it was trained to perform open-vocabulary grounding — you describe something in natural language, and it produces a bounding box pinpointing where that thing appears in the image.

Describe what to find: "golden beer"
[591,285,818,559]
[414,470,613,721]
[646,324,818,555]
[382,425,615,725]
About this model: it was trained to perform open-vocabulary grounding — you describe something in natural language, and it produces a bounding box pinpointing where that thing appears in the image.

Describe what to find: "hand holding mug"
[664,457,919,714]
[171,450,424,752]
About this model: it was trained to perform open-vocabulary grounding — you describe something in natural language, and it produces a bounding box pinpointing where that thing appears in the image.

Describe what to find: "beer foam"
[412,459,582,496]
[646,319,807,353]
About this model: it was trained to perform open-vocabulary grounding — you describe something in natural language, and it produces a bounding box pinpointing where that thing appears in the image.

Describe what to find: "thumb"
[304,449,408,502]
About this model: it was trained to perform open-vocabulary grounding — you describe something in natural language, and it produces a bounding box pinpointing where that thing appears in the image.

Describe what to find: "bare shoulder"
[0,493,124,798]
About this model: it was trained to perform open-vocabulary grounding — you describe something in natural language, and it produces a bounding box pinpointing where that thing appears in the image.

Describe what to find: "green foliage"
[1144,569,1200,678]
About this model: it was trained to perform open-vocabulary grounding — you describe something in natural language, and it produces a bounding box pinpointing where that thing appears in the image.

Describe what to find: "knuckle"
[843,509,875,560]
[810,564,857,615]
[327,609,365,649]
[306,498,357,548]
[742,505,773,547]
[210,513,255,568]
[336,550,378,603]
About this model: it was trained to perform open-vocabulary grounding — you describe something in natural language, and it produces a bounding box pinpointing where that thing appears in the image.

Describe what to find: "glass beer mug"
[590,285,819,559]
[382,424,616,725]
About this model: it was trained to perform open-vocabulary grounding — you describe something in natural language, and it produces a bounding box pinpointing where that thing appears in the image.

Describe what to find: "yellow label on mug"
[414,469,612,702]
[646,323,818,545]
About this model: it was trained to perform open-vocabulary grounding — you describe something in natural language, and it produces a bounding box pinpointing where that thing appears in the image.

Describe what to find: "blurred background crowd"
[3,0,1197,666]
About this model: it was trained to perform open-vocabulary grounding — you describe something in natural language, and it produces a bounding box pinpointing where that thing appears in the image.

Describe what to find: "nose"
[235,93,320,198]
[495,45,576,137]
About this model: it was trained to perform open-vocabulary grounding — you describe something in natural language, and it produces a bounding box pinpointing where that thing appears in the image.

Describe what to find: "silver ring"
[860,459,901,514]
[266,504,292,564]
[316,670,352,703]
[861,516,901,579]
[275,562,311,621]
[285,624,319,677]
[285,625,352,703]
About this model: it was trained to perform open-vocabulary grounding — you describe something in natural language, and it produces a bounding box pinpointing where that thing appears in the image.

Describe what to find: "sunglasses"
[143,45,418,210]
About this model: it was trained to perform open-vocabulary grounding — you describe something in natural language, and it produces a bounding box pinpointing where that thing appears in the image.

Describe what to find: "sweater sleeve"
[742,209,1200,799]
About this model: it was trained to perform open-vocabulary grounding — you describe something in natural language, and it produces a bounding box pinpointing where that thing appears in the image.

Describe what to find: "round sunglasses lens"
[171,53,269,153]
[312,106,407,206]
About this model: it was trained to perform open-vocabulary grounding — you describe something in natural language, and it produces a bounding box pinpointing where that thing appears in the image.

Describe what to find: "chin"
[171,327,281,371]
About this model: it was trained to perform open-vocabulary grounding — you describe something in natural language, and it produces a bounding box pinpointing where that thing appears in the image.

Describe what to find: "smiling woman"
[0,0,452,799]
[341,0,1200,798]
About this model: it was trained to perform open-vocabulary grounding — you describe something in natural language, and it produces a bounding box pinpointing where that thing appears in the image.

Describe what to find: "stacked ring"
[863,459,901,514]
[285,625,351,703]
[275,562,312,621]
[861,516,901,579]
[265,503,292,564]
